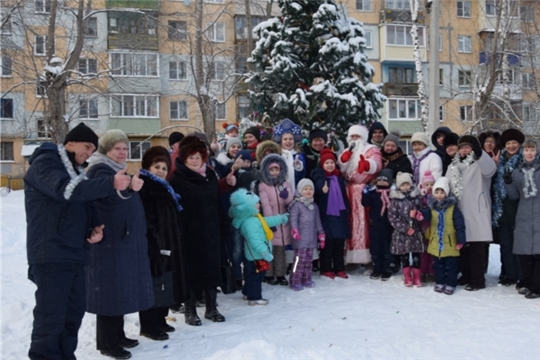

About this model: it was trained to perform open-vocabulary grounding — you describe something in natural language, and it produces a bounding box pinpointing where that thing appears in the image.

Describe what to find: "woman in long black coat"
[169,135,228,326]
[86,130,154,359]
[137,146,189,340]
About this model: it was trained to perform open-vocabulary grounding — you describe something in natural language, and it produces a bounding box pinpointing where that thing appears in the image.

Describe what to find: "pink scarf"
[195,163,207,177]
[376,188,391,216]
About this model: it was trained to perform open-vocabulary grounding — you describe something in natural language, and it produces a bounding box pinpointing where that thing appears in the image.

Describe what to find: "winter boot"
[276,276,289,286]
[184,305,202,326]
[402,267,413,287]
[204,289,225,322]
[412,268,423,287]
[321,272,335,279]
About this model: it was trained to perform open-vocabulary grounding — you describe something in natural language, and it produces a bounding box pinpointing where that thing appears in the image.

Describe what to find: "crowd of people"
[24,120,540,360]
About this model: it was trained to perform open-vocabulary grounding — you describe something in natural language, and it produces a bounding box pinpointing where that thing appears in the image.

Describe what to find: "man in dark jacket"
[25,123,131,360]
[367,122,389,149]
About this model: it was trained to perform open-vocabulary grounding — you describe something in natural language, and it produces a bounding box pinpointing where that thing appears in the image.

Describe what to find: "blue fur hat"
[229,189,260,228]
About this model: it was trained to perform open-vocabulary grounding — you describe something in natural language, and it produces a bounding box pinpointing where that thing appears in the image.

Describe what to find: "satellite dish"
[183,0,191,5]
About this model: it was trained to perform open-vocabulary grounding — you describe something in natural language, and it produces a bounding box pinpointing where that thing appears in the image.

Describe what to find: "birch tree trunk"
[410,0,429,132]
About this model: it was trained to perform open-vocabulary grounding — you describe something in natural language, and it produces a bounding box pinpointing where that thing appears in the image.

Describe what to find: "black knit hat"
[443,132,459,148]
[142,146,171,170]
[63,122,98,149]
[458,135,479,149]
[244,126,261,142]
[501,128,525,146]
[376,168,393,183]
[168,132,185,146]
[308,128,328,143]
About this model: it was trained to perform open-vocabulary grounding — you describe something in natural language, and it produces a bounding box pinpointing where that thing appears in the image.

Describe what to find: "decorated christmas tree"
[247,0,386,138]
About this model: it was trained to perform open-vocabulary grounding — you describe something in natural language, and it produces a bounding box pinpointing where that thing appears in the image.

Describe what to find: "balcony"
[106,0,159,10]
[380,9,424,24]
[479,52,520,66]
[382,83,419,97]
[108,33,158,51]
[108,118,161,136]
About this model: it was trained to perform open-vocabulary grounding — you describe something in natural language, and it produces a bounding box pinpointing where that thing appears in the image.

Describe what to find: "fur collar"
[260,153,288,185]
[427,194,457,211]
[389,184,419,200]
[216,152,233,166]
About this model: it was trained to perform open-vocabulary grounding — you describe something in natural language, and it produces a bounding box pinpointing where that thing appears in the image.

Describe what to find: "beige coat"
[446,151,496,242]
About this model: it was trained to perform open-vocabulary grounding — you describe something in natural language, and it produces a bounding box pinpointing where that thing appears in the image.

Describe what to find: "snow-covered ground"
[3,190,540,359]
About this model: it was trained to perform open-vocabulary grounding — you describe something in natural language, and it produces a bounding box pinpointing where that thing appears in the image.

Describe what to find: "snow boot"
[402,267,413,287]
[184,305,202,326]
[204,289,225,322]
[321,271,335,279]
[412,268,423,287]
[335,271,349,279]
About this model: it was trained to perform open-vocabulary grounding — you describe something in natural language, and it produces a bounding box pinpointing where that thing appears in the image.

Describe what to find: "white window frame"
[485,0,496,16]
[170,100,188,120]
[1,55,12,77]
[169,60,187,80]
[36,81,47,98]
[496,68,517,85]
[522,105,537,122]
[36,119,51,138]
[206,0,224,3]
[364,30,372,48]
[356,0,372,11]
[216,102,226,120]
[79,99,99,120]
[206,22,225,42]
[522,73,536,89]
[386,25,425,47]
[85,17,98,37]
[457,35,472,53]
[35,0,51,13]
[110,53,159,77]
[388,98,420,121]
[128,141,151,161]
[211,61,226,81]
[458,70,472,86]
[78,58,98,76]
[1,98,14,119]
[168,20,187,41]
[460,105,473,122]
[110,94,159,118]
[385,0,410,9]
[439,105,444,122]
[457,1,472,18]
[1,14,12,35]
[34,35,49,56]
[0,141,14,161]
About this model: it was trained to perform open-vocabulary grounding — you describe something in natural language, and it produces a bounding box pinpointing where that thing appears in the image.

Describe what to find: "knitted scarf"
[57,144,87,200]
[194,163,207,177]
[521,162,538,199]
[411,149,432,184]
[376,185,391,216]
[88,152,126,173]
[492,148,522,226]
[256,213,273,240]
[325,174,346,216]
[139,169,183,212]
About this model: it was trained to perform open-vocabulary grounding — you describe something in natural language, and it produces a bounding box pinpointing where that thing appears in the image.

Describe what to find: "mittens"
[262,251,274,262]
[280,213,289,224]
[363,184,375,194]
[279,187,289,199]
[318,234,326,249]
[472,140,483,158]
[340,150,353,163]
[357,155,370,173]
[407,228,415,236]
[292,228,301,240]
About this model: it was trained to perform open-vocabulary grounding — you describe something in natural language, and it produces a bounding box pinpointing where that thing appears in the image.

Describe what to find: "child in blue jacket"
[229,189,288,305]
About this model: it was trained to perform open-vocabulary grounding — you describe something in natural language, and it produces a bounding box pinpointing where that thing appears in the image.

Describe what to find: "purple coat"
[289,199,325,250]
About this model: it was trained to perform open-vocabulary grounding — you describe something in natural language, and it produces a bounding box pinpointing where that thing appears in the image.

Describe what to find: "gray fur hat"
[98,129,129,155]
[260,153,288,186]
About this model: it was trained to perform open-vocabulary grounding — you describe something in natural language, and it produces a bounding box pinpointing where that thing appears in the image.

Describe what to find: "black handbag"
[152,260,176,308]
[221,248,236,294]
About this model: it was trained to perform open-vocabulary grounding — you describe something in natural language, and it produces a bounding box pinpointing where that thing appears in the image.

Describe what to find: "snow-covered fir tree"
[247,0,386,138]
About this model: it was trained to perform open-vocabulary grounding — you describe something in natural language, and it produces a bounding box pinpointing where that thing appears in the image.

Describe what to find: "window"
[385,0,410,9]
[460,105,473,122]
[78,58,97,75]
[1,15,12,35]
[206,0,224,3]
[389,67,415,83]
[37,119,51,138]
[129,141,151,161]
[108,14,156,35]
[111,53,158,77]
[522,105,537,122]
[520,36,533,53]
[216,102,226,120]
[79,99,98,119]
[170,101,188,120]
[206,22,225,42]
[497,68,517,84]
[35,0,51,13]
[36,81,47,97]
[457,35,471,53]
[388,99,420,120]
[34,35,52,56]
[485,0,496,16]
[521,6,534,22]
[169,60,187,80]
[1,98,13,119]
[522,73,536,89]
[508,0,519,17]
[1,56,12,76]
[210,61,225,80]
[234,16,265,40]
[236,55,247,73]
[439,105,444,122]
[458,70,472,86]
[238,96,250,119]
[85,17,97,37]
[0,142,13,161]
[398,140,411,155]
[439,68,444,86]
[356,0,372,11]
[364,30,372,48]
[168,21,187,40]
[457,1,471,17]
[111,95,159,117]
[386,25,424,46]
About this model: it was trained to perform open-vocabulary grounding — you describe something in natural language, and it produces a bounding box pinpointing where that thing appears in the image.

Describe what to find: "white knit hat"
[347,125,369,143]
[433,177,450,196]
[396,172,413,188]
[297,178,314,194]
[410,132,430,147]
